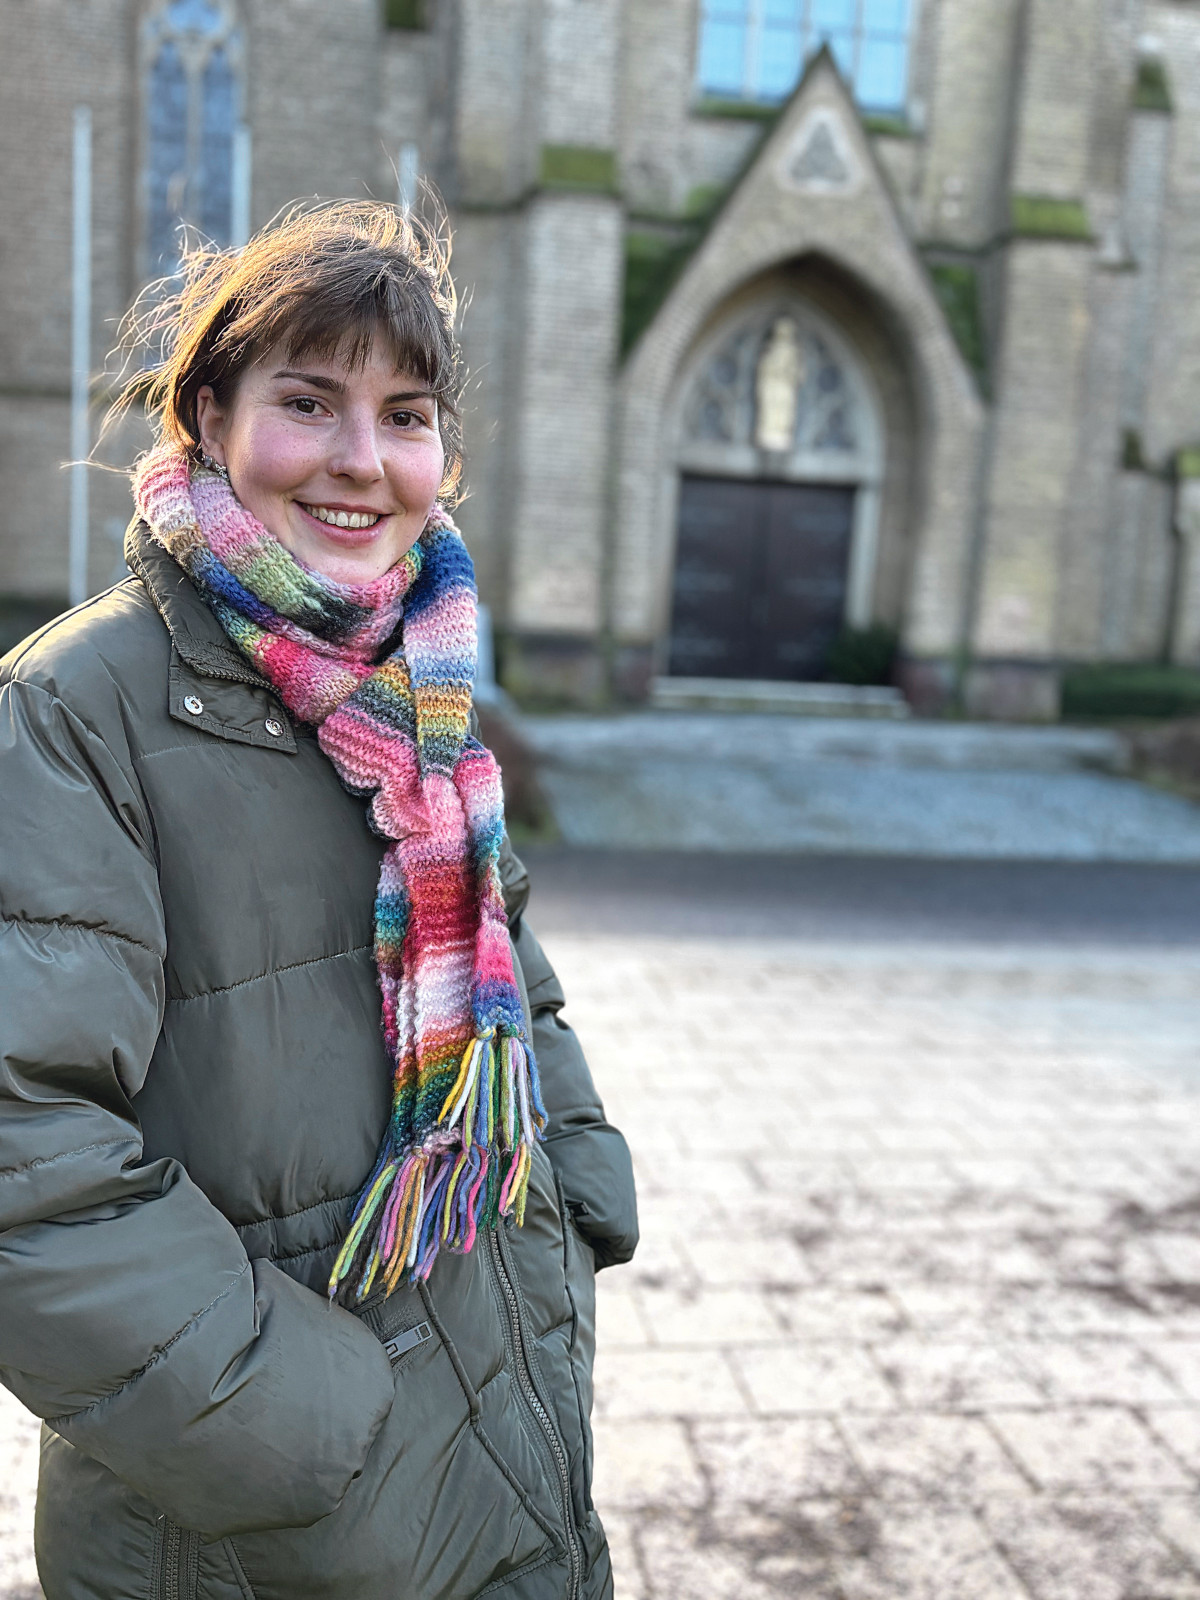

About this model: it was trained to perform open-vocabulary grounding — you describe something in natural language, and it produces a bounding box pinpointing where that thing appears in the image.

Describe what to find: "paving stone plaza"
[567,913,1200,1599]
[2,874,1200,1596]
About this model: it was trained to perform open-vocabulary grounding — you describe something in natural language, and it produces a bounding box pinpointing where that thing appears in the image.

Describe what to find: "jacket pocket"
[151,1513,200,1600]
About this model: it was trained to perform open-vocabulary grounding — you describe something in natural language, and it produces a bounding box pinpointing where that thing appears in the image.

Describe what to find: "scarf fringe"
[328,1033,546,1303]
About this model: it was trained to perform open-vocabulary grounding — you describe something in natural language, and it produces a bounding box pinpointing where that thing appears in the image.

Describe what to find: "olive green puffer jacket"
[0,523,637,1600]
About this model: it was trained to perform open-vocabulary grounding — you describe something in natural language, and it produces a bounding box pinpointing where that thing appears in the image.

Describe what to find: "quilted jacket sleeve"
[0,677,394,1536]
[500,840,639,1269]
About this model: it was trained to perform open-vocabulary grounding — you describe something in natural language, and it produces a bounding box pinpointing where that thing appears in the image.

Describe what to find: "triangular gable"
[627,45,972,398]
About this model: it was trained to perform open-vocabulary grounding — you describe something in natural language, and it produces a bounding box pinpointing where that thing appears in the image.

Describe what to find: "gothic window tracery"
[142,0,244,274]
[697,0,911,112]
[683,312,863,460]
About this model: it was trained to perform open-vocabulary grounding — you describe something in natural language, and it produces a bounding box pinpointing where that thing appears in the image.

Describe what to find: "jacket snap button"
[264,718,284,738]
[183,695,204,716]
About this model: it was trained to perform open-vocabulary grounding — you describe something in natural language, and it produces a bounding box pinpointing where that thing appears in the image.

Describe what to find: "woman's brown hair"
[115,200,463,501]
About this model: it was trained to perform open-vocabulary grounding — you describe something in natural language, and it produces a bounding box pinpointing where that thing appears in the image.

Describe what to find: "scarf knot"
[135,449,546,1303]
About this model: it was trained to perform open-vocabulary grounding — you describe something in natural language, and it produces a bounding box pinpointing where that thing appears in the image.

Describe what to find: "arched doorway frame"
[662,290,888,676]
[608,52,985,694]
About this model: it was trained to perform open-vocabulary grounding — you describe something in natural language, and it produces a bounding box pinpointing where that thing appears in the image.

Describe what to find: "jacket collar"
[125,517,271,690]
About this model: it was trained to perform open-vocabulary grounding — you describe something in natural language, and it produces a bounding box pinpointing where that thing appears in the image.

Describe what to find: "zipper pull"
[384,1321,433,1366]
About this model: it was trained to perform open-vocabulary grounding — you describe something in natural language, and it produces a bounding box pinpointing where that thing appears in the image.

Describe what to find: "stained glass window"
[696,0,911,111]
[142,0,244,274]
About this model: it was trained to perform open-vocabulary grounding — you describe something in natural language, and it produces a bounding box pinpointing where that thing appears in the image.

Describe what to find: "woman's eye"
[390,410,421,429]
[290,396,319,415]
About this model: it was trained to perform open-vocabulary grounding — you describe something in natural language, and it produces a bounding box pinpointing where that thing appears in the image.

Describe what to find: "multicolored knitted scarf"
[134,449,546,1305]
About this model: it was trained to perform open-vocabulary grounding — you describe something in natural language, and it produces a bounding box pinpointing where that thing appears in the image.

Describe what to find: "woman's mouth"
[296,502,390,545]
[300,503,383,531]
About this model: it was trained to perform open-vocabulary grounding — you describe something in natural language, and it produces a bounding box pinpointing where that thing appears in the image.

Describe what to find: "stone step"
[650,675,910,718]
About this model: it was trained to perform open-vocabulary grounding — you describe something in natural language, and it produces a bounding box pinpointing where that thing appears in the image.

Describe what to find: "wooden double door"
[667,474,857,681]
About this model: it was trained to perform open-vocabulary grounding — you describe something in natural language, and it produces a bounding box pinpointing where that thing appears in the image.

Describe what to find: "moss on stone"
[1177,447,1200,480]
[1122,429,1147,472]
[681,183,727,220]
[622,230,698,354]
[1010,194,1092,241]
[1062,663,1200,721]
[1133,56,1172,113]
[691,96,780,123]
[539,145,618,193]
[928,262,988,387]
[863,112,914,138]
[383,0,425,29]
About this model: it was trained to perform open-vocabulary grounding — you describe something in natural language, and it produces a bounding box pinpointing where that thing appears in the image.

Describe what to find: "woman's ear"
[195,385,228,466]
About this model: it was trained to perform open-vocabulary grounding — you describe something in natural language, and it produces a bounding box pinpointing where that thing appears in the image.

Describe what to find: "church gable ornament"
[777,107,861,197]
[683,311,861,461]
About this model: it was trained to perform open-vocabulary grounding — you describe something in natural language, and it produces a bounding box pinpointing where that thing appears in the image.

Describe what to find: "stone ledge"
[649,676,910,719]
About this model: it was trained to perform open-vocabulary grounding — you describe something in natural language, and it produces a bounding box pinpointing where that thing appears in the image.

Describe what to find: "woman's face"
[195,336,445,584]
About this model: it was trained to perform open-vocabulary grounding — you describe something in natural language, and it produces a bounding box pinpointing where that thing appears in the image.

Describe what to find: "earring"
[200,452,230,484]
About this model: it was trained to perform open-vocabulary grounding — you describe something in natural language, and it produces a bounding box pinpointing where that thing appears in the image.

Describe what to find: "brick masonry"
[5,1,1200,711]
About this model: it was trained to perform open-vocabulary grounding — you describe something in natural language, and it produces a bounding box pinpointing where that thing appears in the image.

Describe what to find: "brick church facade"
[3,0,1200,717]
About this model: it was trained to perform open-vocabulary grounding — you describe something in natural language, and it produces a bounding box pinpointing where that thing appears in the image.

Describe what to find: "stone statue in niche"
[755,317,804,452]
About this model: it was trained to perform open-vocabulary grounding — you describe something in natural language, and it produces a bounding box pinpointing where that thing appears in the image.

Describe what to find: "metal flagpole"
[68,105,92,608]
[231,122,252,247]
[398,141,419,215]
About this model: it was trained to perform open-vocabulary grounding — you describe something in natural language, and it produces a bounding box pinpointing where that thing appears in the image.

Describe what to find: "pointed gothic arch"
[662,292,887,681]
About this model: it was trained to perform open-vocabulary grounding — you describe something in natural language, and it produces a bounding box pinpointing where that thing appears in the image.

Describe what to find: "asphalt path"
[519,847,1200,948]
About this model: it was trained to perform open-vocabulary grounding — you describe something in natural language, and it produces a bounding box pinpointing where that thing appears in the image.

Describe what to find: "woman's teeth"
[301,505,382,529]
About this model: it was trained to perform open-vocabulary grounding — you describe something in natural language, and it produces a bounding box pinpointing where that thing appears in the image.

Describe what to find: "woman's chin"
[279,519,409,585]
[307,547,393,585]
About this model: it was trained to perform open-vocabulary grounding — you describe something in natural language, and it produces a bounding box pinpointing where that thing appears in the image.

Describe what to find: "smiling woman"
[194,346,445,582]
[0,201,635,1600]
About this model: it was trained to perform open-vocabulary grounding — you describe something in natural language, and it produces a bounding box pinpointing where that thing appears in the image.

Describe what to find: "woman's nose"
[330,412,384,482]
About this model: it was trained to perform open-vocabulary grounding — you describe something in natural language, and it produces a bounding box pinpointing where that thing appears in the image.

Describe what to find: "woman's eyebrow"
[270,370,433,406]
[272,368,346,393]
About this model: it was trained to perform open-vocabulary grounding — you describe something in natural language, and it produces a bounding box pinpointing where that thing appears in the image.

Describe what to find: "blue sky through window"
[697,0,912,111]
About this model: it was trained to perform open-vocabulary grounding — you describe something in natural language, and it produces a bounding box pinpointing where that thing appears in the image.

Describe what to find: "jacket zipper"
[153,1514,199,1600]
[488,1229,582,1600]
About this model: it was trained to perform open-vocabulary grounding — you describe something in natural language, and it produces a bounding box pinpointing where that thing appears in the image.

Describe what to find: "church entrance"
[666,297,883,684]
[668,475,856,680]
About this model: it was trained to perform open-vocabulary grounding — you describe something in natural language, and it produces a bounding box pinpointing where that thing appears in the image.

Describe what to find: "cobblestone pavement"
[4,907,1200,1597]
[558,933,1200,1600]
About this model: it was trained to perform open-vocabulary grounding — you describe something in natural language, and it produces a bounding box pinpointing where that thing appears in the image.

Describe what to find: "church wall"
[1141,7,1200,472]
[618,0,696,217]
[452,210,525,619]
[243,0,381,223]
[454,0,539,205]
[1056,263,1134,662]
[1010,0,1103,199]
[502,192,623,702]
[974,242,1095,661]
[540,0,618,150]
[967,0,1108,716]
[0,0,138,599]
[915,0,1022,247]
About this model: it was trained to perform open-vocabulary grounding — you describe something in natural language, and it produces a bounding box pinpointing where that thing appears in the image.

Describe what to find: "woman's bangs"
[278,287,449,394]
